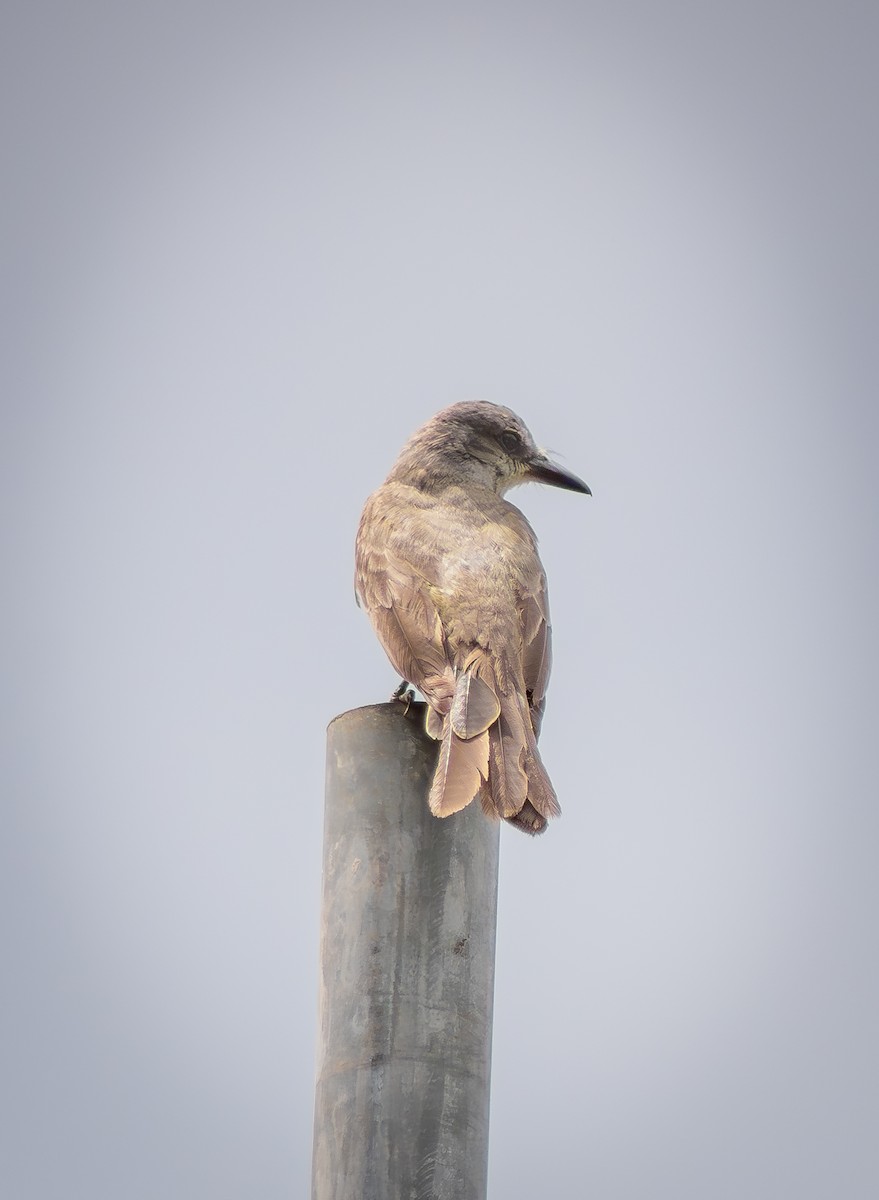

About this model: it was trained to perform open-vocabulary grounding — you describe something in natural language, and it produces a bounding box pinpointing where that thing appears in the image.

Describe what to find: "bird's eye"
[500,429,522,454]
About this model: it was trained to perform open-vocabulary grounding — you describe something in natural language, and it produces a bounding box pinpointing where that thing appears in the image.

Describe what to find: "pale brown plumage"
[355,401,590,835]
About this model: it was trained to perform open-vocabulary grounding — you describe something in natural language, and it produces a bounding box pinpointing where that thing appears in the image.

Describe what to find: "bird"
[355,401,590,835]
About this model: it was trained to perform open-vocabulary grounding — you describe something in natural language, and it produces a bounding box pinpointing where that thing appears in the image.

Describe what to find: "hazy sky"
[3,3,877,1197]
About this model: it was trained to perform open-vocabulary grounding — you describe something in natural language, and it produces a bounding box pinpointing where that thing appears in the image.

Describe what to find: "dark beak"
[527,455,592,495]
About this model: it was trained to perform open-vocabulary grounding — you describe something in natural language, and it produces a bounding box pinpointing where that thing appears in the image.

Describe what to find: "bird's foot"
[391,680,416,713]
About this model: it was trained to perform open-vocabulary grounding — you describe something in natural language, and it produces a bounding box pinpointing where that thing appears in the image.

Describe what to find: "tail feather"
[425,657,561,831]
[477,783,548,835]
[518,682,561,819]
[450,671,500,738]
[428,668,492,817]
[478,781,496,820]
[522,736,561,819]
[487,702,529,819]
[428,721,489,816]
[425,704,444,740]
[506,799,548,836]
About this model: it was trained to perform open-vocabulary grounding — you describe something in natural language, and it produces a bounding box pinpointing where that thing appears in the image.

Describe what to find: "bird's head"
[388,400,591,497]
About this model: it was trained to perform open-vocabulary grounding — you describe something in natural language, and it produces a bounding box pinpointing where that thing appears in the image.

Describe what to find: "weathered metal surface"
[313,702,499,1200]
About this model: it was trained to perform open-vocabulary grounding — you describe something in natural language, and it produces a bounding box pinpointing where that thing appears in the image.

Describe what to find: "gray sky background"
[3,2,877,1197]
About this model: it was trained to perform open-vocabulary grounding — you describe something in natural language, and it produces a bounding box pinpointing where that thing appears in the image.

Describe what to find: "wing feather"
[371,588,448,683]
[520,576,552,705]
[356,496,454,707]
[520,572,552,738]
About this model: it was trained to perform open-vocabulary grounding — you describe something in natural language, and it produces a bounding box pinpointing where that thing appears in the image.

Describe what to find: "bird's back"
[356,478,557,833]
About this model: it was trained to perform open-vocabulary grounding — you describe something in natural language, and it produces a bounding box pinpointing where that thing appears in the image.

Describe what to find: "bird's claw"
[391,680,416,713]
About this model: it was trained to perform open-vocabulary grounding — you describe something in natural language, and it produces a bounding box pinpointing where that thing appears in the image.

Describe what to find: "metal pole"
[312,702,500,1200]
